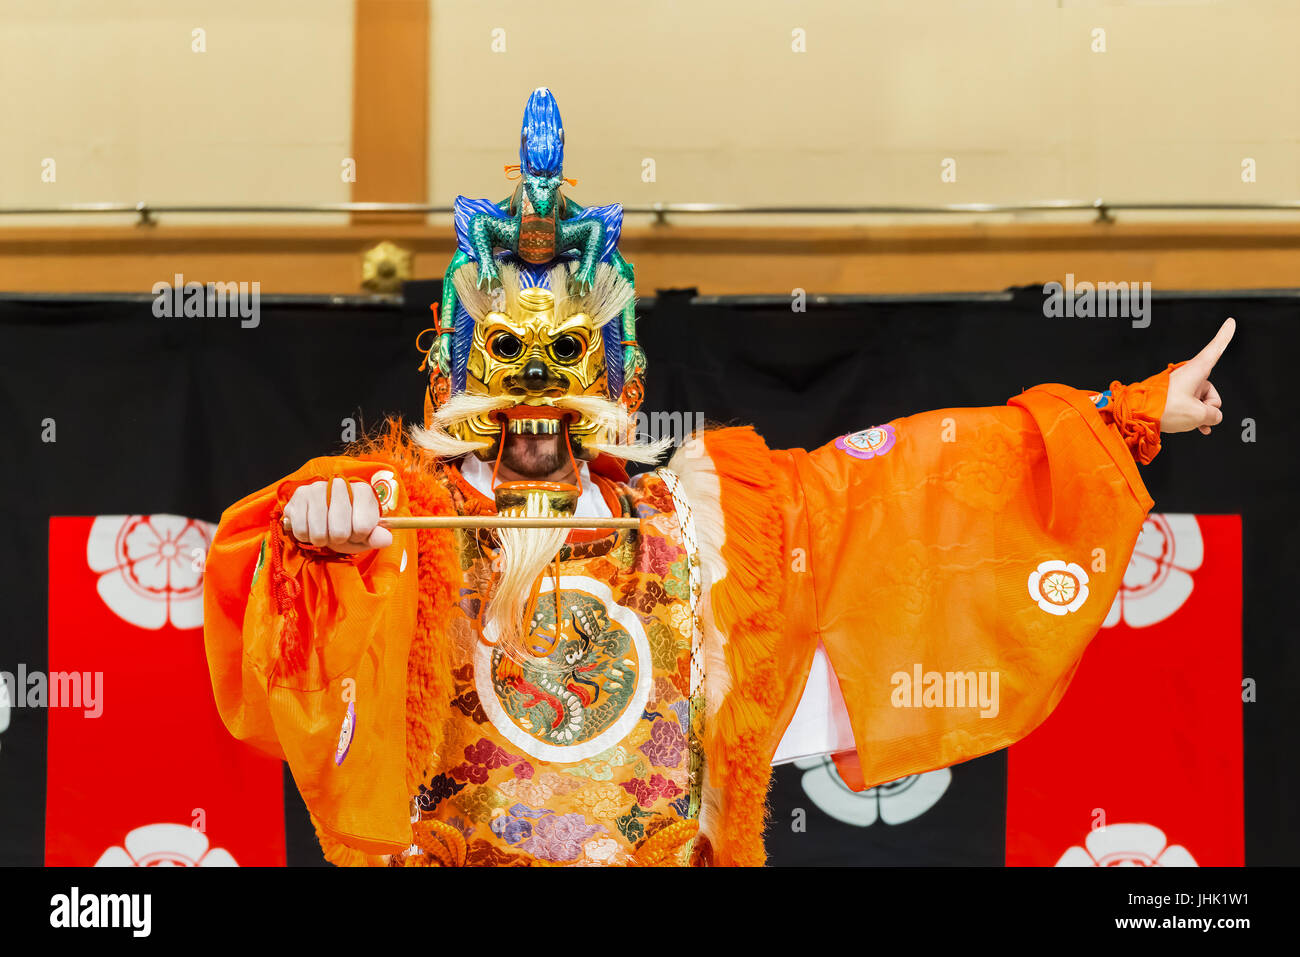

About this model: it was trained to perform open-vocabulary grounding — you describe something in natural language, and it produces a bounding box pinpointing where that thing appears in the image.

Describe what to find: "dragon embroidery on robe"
[489,589,639,748]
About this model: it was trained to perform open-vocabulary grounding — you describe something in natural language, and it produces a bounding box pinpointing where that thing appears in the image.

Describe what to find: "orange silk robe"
[203,369,1171,865]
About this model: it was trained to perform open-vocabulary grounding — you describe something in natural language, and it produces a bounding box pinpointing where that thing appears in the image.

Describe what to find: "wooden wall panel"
[350,0,429,224]
[2,223,1298,296]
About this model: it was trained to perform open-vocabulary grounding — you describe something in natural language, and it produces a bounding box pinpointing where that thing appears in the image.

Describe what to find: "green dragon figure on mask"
[432,88,644,412]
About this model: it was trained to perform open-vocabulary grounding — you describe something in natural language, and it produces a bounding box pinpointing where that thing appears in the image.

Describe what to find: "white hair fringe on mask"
[555,394,673,465]
[411,388,670,466]
[410,392,514,457]
[482,496,571,669]
[451,260,634,328]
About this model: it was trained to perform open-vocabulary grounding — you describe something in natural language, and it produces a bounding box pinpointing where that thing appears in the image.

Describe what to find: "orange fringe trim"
[698,426,788,867]
[266,515,306,677]
[314,418,461,867]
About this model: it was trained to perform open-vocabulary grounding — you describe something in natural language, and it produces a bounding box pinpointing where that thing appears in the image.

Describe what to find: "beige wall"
[2,0,1300,296]
[0,0,354,226]
[2,0,1297,227]
[430,0,1300,226]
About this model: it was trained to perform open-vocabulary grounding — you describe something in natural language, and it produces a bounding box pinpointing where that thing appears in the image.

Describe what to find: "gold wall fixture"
[360,240,413,293]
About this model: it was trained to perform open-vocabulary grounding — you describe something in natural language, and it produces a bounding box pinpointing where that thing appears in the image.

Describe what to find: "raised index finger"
[1188,317,1236,375]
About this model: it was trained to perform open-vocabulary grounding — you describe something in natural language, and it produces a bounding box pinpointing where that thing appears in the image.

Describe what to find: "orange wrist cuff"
[1103,361,1184,465]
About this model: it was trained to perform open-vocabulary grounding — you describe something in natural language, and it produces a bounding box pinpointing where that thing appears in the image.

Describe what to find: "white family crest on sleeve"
[1028,560,1090,615]
[370,469,399,514]
[834,423,896,461]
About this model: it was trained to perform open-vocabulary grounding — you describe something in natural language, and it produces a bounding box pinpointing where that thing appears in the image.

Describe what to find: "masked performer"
[203,88,1235,867]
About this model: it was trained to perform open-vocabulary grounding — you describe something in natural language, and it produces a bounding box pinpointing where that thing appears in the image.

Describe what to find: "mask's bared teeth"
[504,414,564,437]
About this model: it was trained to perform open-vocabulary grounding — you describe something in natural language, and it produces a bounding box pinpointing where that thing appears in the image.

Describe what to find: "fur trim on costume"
[667,426,786,866]
[665,435,727,855]
[313,419,461,867]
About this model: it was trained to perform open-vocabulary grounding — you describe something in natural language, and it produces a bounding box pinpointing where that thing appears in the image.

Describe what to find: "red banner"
[1007,514,1243,866]
[45,515,284,866]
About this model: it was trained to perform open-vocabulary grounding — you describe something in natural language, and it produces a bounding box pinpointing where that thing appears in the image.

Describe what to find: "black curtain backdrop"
[1,283,1295,866]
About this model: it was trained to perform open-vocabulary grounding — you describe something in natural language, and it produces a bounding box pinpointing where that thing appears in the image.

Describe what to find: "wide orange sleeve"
[202,455,419,854]
[771,370,1170,790]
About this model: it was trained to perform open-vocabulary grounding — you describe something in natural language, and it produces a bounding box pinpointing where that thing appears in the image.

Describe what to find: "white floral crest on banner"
[1056,822,1197,867]
[796,756,951,826]
[86,515,217,630]
[1103,514,1204,629]
[95,823,238,867]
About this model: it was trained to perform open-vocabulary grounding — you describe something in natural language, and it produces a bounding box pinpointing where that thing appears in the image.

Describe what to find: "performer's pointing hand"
[1162,317,1236,435]
[283,478,394,554]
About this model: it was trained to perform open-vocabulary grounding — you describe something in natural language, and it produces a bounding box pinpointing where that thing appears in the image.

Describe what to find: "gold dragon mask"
[446,261,636,460]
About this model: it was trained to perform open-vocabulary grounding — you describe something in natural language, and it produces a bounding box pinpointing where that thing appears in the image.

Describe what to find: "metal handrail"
[5,288,1299,308]
[4,199,1300,226]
